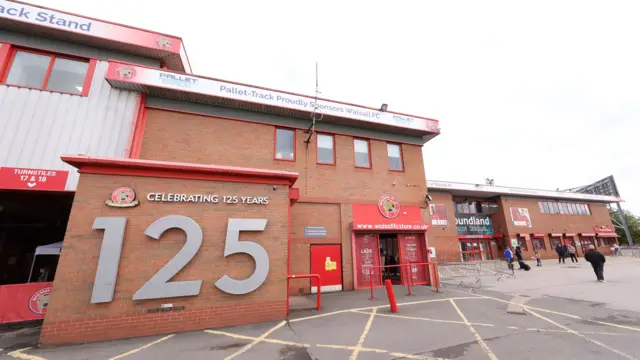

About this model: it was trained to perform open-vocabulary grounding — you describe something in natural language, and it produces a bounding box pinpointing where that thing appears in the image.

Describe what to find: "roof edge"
[61,155,299,186]
[426,179,622,203]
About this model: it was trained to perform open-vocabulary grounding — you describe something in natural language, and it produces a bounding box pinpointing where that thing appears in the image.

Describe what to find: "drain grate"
[506,295,530,315]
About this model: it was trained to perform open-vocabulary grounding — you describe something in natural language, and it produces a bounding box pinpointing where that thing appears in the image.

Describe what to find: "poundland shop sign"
[455,214,494,236]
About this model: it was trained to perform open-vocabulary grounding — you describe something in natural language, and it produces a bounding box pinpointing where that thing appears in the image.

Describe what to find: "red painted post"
[405,265,412,295]
[384,279,398,313]
[369,268,374,300]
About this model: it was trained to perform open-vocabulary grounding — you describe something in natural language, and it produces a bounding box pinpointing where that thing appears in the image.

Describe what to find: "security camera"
[425,194,433,202]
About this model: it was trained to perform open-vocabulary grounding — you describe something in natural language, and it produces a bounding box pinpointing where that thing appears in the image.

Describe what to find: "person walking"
[504,247,514,271]
[515,246,524,268]
[584,244,606,282]
[555,244,566,264]
[534,249,542,267]
[568,244,578,263]
[560,243,569,264]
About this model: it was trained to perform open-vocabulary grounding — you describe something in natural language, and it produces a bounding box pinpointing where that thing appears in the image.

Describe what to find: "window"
[387,143,403,171]
[354,139,371,168]
[539,201,592,216]
[317,133,335,164]
[550,237,562,249]
[3,49,91,95]
[533,238,546,250]
[454,200,497,214]
[517,237,528,251]
[275,128,295,161]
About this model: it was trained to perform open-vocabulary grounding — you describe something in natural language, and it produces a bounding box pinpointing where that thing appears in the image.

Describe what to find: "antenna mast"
[305,62,322,145]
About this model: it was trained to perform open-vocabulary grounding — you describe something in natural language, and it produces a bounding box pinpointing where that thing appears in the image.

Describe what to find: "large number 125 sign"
[90,215,270,304]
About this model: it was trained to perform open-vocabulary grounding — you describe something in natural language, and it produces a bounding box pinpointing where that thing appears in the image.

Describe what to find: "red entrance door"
[398,234,427,285]
[310,245,342,294]
[459,239,493,262]
[353,234,381,289]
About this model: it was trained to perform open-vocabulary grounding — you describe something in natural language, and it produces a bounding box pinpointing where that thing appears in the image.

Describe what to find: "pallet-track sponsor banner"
[106,61,439,132]
[0,282,52,324]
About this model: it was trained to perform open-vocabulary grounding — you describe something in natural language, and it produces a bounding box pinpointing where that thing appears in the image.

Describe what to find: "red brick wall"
[140,109,428,203]
[139,108,429,293]
[496,197,616,259]
[41,173,290,345]
[423,193,460,262]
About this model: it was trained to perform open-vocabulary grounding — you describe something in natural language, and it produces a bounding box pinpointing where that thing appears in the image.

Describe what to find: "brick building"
[426,180,621,262]
[0,0,621,346]
[0,0,439,345]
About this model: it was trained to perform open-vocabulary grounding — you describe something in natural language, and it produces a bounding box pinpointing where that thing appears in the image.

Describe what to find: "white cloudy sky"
[35,0,640,214]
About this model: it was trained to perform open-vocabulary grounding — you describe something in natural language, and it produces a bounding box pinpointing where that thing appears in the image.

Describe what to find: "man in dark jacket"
[555,244,566,264]
[584,244,606,282]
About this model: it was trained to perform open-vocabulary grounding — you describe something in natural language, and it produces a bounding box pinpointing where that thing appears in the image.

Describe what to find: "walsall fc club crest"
[378,194,400,219]
[105,187,140,208]
[29,287,52,315]
[114,66,136,80]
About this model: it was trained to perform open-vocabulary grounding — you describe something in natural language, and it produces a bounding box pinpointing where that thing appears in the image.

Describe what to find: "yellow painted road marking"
[108,334,174,360]
[450,299,499,360]
[205,329,311,347]
[223,321,286,360]
[467,292,640,333]
[390,352,448,360]
[289,296,480,324]
[6,347,47,360]
[526,308,637,360]
[526,327,633,336]
[590,320,640,333]
[317,344,387,353]
[349,308,377,360]
[350,309,496,328]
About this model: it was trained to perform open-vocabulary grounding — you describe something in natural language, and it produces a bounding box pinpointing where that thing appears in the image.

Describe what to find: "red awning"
[493,234,504,239]
[531,233,545,238]
[550,233,562,237]
[459,235,492,239]
[564,233,576,237]
[579,233,596,237]
[597,233,619,237]
[352,204,429,232]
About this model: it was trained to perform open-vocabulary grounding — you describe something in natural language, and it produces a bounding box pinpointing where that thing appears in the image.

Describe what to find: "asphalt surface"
[3,258,640,360]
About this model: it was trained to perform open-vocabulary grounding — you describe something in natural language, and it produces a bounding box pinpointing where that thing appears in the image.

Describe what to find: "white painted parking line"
[526,308,637,360]
[108,334,175,360]
[7,347,46,360]
[450,299,499,360]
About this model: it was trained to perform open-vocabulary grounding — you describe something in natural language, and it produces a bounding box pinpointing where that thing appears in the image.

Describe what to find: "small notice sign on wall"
[304,226,327,238]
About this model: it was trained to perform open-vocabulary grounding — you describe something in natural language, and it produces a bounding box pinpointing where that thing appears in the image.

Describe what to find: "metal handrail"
[287,274,321,313]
